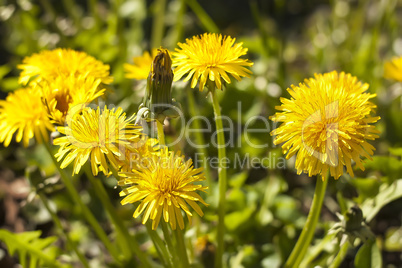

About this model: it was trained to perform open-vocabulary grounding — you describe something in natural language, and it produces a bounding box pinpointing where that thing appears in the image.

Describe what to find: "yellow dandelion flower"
[172,33,253,91]
[271,71,380,180]
[18,48,113,86]
[119,137,160,173]
[384,56,402,82]
[53,106,143,176]
[124,49,158,80]
[0,88,54,147]
[119,149,208,230]
[39,76,106,125]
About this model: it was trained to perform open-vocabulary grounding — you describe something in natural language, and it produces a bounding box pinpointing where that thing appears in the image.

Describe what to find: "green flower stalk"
[271,72,380,267]
[137,48,181,124]
[133,47,191,266]
[172,33,253,268]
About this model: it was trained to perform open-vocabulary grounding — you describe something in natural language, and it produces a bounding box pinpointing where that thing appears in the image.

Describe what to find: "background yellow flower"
[384,56,402,82]
[119,149,208,230]
[124,49,158,80]
[172,33,253,91]
[0,88,54,147]
[18,48,113,86]
[271,71,380,179]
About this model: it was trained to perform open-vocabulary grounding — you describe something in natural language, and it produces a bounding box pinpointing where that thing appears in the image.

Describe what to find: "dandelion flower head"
[18,48,113,86]
[39,76,106,125]
[0,88,54,147]
[172,33,253,91]
[271,71,380,180]
[53,106,143,176]
[119,149,208,230]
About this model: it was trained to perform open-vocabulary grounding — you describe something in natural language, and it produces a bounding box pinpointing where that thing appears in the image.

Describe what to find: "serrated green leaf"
[0,229,65,268]
[362,179,402,222]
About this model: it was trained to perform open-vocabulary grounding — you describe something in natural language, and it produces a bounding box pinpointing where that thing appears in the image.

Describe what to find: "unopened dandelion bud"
[329,206,375,246]
[344,206,364,232]
[139,48,181,123]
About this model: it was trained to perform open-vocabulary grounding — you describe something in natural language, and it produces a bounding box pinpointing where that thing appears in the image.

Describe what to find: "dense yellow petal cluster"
[18,48,113,85]
[124,49,158,80]
[119,137,160,173]
[0,88,54,147]
[119,149,208,230]
[271,71,380,180]
[53,106,143,176]
[384,56,402,82]
[39,76,106,125]
[0,49,110,148]
[172,33,253,91]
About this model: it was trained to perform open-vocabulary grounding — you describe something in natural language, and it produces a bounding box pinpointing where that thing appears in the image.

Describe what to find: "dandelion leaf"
[0,229,66,268]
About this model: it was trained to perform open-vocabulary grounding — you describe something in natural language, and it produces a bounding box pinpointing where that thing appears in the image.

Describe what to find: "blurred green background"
[0,0,402,267]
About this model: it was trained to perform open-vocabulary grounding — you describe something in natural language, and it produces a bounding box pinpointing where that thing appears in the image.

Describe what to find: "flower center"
[55,92,72,115]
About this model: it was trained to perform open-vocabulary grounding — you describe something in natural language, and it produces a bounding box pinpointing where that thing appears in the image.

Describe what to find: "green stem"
[301,187,348,267]
[174,227,190,267]
[210,88,227,268]
[186,86,213,187]
[172,0,187,47]
[110,165,121,182]
[42,142,121,262]
[84,166,151,267]
[285,174,329,268]
[111,0,127,65]
[156,120,166,146]
[300,232,336,267]
[329,241,350,268]
[161,221,178,266]
[146,223,172,268]
[185,0,220,33]
[336,191,348,214]
[37,192,89,268]
[151,0,166,48]
[249,0,269,57]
